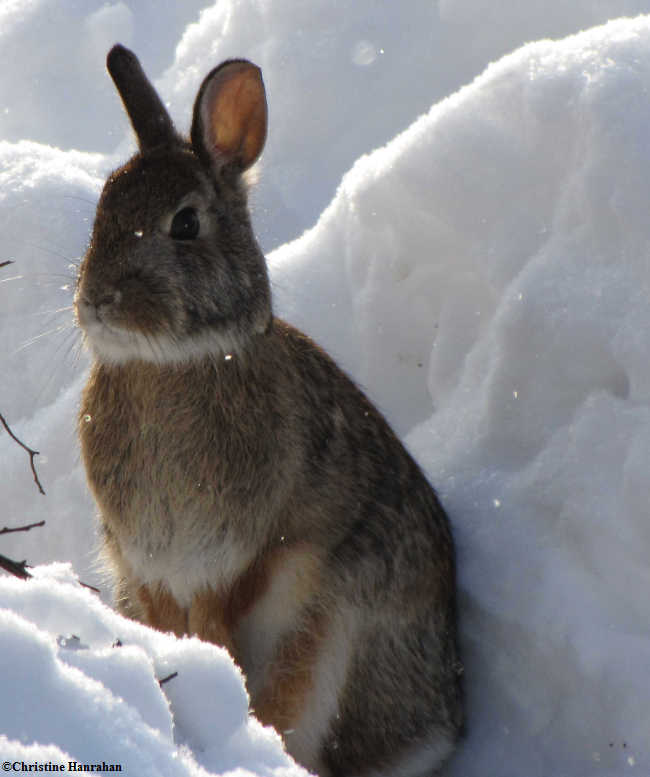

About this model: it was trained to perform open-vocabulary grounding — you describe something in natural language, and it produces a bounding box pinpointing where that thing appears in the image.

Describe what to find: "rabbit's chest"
[95,428,255,606]
[82,402,220,515]
[81,380,264,605]
[82,371,248,513]
[81,366,268,505]
[124,515,256,609]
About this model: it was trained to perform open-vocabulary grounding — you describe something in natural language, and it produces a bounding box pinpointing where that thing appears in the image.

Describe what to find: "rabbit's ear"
[107,44,176,151]
[191,59,267,171]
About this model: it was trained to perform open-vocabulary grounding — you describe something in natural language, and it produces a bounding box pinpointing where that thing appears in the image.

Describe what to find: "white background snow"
[1,1,650,775]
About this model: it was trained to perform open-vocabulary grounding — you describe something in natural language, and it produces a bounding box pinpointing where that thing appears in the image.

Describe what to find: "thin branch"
[158,671,178,687]
[0,553,31,580]
[0,412,45,495]
[0,520,45,536]
[0,521,98,591]
[79,580,101,594]
[0,260,13,269]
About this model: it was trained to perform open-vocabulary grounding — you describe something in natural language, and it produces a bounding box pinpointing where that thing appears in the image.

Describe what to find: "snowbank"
[0,564,306,777]
[2,0,649,249]
[272,17,650,774]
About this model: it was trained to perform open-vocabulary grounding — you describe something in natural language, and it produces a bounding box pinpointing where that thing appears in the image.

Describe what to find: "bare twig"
[0,412,45,495]
[79,580,101,594]
[0,260,13,269]
[0,553,31,580]
[0,520,45,536]
[158,671,178,687]
[0,520,99,591]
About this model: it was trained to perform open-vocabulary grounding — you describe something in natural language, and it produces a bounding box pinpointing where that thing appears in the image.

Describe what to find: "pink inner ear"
[201,63,267,169]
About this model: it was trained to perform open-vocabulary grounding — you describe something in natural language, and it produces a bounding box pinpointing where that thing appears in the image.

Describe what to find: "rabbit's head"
[76,46,271,365]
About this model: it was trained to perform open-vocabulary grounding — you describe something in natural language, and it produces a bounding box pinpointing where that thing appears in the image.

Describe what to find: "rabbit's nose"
[78,289,121,315]
[96,292,118,308]
[90,289,122,310]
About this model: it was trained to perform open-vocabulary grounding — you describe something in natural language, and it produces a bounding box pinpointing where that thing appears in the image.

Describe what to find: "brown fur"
[137,583,187,637]
[129,537,327,735]
[188,589,235,655]
[253,608,328,734]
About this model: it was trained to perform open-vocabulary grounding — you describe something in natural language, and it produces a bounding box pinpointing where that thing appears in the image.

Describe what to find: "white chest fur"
[119,507,255,610]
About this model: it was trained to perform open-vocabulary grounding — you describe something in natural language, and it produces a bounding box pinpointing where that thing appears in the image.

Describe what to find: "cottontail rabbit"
[76,45,463,776]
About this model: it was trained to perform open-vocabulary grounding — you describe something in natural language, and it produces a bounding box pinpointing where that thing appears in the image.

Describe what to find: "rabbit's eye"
[170,207,200,240]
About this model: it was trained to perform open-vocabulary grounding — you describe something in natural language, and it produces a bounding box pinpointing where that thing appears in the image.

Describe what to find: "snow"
[0,564,300,777]
[2,2,650,776]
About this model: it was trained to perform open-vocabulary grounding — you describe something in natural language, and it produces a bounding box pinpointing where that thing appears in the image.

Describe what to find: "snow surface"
[0,564,304,777]
[2,2,650,776]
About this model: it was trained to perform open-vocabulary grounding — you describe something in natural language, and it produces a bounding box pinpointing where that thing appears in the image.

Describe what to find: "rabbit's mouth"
[76,292,124,339]
[76,293,245,367]
[76,294,144,363]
